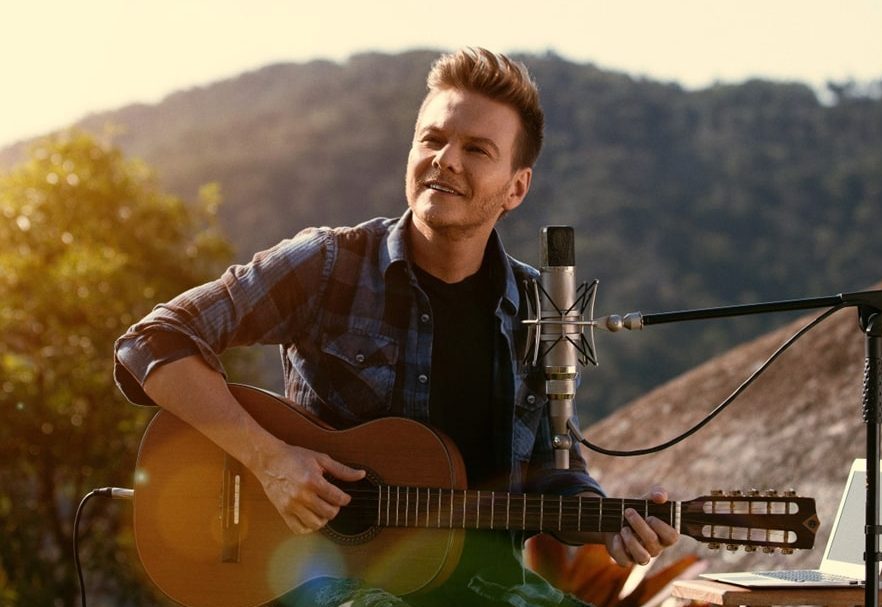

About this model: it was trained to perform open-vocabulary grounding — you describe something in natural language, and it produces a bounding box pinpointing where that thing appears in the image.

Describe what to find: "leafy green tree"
[0,131,233,605]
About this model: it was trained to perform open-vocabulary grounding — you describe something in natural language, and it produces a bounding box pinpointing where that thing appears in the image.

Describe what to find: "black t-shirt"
[413,257,500,489]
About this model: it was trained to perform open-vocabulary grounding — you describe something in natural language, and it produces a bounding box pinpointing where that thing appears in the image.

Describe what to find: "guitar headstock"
[681,490,819,553]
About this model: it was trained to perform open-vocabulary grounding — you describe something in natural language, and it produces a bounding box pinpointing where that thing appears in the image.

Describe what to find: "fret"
[598,499,603,532]
[540,494,545,530]
[577,495,582,532]
[490,491,495,530]
[414,488,419,526]
[395,486,400,527]
[505,493,510,530]
[449,489,454,529]
[462,489,467,529]
[437,489,442,528]
[386,486,391,526]
[522,494,527,530]
[476,490,481,530]
[405,487,409,527]
[377,485,382,526]
[426,489,430,527]
[620,499,625,529]
[557,495,562,532]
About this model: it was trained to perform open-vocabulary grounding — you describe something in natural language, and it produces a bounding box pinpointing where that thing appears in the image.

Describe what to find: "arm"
[142,354,364,534]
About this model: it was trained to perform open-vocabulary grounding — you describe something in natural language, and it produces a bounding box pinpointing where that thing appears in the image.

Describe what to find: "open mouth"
[424,180,464,196]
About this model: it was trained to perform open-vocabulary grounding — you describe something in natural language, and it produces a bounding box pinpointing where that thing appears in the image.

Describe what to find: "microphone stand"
[607,289,882,607]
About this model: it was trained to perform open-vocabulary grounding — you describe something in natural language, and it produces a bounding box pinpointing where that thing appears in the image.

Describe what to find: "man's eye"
[468,146,489,156]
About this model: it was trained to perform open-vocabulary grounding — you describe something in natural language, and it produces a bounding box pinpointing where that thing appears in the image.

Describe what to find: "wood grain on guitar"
[132,384,819,607]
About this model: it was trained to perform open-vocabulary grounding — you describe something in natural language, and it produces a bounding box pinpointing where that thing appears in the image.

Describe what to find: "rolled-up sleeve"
[113,227,332,406]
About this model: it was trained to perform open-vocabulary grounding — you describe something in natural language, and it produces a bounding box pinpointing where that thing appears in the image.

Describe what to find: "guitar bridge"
[221,454,243,563]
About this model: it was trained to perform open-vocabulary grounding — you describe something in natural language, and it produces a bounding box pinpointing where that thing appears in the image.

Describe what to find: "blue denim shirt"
[114,211,602,605]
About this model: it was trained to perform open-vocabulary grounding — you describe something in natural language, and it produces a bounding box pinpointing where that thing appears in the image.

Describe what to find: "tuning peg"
[744,545,757,553]
[707,542,721,550]
[711,489,723,496]
[763,489,779,497]
[725,544,739,551]
[762,546,776,554]
[781,548,795,555]
[784,489,797,497]
[728,489,743,496]
[748,489,760,496]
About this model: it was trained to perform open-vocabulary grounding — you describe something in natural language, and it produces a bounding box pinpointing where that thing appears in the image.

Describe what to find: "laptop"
[701,458,871,588]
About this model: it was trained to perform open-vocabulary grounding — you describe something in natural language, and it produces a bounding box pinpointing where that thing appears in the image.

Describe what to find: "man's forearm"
[141,354,283,471]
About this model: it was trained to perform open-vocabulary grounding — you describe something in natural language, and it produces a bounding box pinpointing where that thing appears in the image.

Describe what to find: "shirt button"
[526,394,537,404]
[418,374,429,384]
[355,353,366,364]
[420,313,431,324]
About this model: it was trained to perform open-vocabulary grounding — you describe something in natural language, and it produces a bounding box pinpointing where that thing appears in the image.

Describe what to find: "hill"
[1,50,880,420]
[583,300,868,572]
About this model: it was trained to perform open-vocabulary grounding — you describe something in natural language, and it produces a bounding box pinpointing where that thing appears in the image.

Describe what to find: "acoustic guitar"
[133,384,819,607]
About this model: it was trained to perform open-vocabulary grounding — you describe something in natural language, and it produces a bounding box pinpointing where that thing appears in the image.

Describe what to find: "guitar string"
[335,493,794,537]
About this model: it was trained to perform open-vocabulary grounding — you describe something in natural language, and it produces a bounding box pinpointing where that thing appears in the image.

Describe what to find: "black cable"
[73,487,134,607]
[574,303,847,457]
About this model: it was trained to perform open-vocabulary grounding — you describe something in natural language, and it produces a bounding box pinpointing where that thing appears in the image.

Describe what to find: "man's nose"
[432,144,463,173]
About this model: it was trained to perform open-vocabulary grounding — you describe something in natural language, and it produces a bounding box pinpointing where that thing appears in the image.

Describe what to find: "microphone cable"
[73,487,134,607]
[572,303,848,457]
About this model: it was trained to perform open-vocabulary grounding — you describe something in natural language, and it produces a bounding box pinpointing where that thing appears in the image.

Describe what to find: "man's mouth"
[423,180,464,196]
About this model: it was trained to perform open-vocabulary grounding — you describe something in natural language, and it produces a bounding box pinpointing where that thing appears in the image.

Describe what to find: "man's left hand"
[605,485,680,567]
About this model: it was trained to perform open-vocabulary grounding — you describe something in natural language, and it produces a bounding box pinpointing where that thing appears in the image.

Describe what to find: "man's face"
[405,88,532,240]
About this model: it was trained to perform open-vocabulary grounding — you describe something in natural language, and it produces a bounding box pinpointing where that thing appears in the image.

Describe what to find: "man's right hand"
[142,356,366,535]
[256,441,366,534]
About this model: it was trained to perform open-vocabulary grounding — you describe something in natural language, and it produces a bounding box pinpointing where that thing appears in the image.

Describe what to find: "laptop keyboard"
[758,569,859,584]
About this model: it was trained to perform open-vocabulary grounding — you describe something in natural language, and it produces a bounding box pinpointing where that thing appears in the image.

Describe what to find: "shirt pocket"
[320,330,398,421]
[512,367,547,462]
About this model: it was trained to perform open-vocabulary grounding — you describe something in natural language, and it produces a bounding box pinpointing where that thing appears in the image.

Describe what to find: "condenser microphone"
[539,226,580,469]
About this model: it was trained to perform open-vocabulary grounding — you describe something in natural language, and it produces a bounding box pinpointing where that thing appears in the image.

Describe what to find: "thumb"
[645,485,668,503]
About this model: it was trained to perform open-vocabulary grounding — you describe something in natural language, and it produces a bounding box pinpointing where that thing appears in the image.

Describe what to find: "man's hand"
[605,485,679,567]
[257,441,366,534]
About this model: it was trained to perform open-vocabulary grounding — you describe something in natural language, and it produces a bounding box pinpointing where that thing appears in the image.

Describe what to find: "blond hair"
[424,47,544,169]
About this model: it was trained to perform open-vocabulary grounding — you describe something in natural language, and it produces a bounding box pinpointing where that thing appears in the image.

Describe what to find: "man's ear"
[503,167,532,213]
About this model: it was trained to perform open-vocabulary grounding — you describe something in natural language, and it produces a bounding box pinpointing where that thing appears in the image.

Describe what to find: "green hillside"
[3,50,880,421]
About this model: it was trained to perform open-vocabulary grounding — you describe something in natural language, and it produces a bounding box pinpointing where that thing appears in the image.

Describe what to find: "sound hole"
[322,470,381,544]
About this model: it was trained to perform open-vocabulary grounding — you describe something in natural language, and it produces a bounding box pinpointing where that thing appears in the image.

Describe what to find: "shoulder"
[261,217,397,261]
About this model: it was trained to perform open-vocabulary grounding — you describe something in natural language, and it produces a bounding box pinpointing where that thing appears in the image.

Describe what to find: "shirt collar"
[381,209,520,314]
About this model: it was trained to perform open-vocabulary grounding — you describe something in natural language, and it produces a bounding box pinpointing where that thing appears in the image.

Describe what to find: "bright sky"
[1,0,880,149]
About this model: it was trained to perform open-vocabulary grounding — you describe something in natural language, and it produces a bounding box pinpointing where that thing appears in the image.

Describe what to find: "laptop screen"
[826,468,865,565]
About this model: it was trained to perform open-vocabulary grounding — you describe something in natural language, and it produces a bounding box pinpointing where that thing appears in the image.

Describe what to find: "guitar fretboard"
[355,486,680,533]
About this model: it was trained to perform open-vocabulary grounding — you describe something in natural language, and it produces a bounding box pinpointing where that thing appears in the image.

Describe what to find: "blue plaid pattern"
[114,210,602,496]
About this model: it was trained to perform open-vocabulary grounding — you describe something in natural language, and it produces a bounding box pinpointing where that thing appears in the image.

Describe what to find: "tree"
[0,131,233,605]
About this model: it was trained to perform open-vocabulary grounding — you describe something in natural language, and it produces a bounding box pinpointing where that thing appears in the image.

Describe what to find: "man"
[114,48,678,606]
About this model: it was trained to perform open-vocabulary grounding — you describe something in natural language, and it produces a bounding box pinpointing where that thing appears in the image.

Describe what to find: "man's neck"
[407,219,493,284]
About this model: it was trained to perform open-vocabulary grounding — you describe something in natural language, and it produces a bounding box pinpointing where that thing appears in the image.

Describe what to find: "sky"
[1,0,880,149]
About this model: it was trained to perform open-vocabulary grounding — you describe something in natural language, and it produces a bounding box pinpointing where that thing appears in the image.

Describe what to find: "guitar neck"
[361,486,675,534]
[343,484,819,552]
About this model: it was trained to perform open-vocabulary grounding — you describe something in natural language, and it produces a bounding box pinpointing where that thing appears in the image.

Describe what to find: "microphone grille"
[542,226,575,267]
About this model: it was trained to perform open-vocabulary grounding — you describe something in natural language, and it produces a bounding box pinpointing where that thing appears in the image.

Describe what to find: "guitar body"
[134,384,467,607]
[133,384,820,607]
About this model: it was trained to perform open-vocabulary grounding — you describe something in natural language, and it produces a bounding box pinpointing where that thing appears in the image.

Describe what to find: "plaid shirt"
[115,210,601,496]
[114,210,602,605]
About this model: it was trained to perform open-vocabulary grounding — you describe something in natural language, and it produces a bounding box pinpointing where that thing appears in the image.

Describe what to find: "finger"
[621,526,652,565]
[645,485,668,503]
[313,473,357,508]
[625,508,662,556]
[321,455,366,482]
[607,533,632,567]
[284,509,319,535]
[648,516,681,547]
